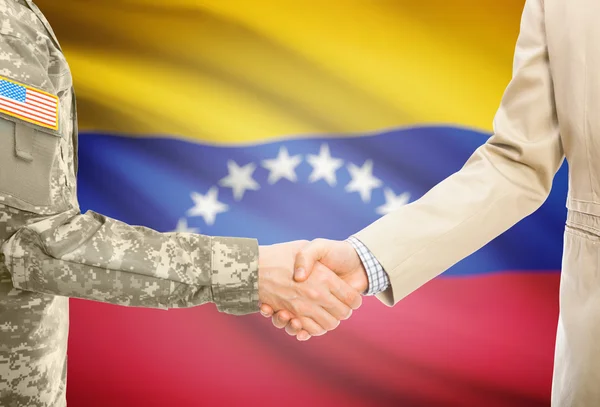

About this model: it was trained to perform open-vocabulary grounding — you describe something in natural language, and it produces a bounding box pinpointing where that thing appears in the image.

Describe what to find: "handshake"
[257,239,369,341]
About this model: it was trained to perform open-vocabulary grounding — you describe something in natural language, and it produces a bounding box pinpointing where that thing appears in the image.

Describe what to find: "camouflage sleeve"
[0,209,259,315]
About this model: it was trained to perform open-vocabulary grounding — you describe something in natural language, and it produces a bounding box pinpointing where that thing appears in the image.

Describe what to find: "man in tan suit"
[261,0,595,405]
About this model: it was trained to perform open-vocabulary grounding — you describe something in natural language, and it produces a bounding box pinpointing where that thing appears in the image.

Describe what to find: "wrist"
[353,263,369,294]
[343,240,369,293]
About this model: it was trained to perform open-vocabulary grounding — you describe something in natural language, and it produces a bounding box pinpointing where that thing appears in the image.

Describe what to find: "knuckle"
[292,301,307,316]
[289,298,300,311]
[345,291,358,307]
[306,288,320,301]
[322,296,334,309]
[316,271,330,284]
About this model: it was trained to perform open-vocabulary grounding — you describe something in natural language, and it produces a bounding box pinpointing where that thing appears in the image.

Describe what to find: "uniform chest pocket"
[0,115,67,214]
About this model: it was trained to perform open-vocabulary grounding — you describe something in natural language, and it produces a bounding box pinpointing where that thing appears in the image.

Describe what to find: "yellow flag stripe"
[37,0,526,144]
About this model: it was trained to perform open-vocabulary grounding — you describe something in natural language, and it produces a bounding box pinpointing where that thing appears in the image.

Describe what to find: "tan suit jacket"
[355,0,599,405]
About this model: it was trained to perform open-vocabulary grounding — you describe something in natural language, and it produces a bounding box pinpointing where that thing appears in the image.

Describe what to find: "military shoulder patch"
[0,76,59,131]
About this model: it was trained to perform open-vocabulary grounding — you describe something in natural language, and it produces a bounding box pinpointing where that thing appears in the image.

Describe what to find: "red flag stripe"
[0,95,58,117]
[28,92,58,108]
[0,100,57,126]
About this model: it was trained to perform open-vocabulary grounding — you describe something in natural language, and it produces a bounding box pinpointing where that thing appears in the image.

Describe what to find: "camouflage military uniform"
[0,1,259,405]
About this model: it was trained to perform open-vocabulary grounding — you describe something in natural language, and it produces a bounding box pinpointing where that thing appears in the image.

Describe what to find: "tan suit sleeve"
[354,0,564,306]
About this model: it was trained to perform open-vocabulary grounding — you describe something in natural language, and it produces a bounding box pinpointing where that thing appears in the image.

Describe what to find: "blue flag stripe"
[77,125,568,277]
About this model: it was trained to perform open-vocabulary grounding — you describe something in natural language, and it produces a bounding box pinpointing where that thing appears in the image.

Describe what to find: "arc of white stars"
[345,159,382,203]
[179,144,413,228]
[261,146,302,184]
[306,144,344,187]
[376,188,411,215]
[219,160,260,201]
[186,186,228,226]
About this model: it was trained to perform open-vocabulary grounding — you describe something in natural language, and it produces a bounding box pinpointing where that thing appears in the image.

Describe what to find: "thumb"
[294,239,329,282]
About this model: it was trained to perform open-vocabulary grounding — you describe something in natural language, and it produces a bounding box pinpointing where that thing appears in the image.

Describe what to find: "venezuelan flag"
[37,1,563,406]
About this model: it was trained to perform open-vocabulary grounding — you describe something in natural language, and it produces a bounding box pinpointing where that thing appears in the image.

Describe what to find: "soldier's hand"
[258,241,362,338]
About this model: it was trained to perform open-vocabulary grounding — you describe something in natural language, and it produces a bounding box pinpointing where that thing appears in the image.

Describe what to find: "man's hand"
[260,239,368,340]
[258,240,362,337]
[296,239,368,291]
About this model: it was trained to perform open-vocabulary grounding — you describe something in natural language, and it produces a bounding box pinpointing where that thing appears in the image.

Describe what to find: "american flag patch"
[0,76,59,131]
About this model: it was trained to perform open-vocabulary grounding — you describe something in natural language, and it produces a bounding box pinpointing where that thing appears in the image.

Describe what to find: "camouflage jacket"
[0,1,259,406]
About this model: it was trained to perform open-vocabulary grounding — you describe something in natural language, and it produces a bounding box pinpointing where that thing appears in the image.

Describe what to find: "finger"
[294,239,330,282]
[322,294,353,321]
[260,304,274,317]
[285,318,303,336]
[296,330,312,341]
[297,317,327,337]
[272,310,293,329]
[328,273,363,310]
[306,305,340,332]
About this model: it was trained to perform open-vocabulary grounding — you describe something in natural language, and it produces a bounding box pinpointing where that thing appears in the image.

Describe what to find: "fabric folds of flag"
[34,1,563,406]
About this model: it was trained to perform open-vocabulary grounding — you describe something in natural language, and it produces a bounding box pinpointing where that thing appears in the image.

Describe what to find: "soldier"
[0,1,363,406]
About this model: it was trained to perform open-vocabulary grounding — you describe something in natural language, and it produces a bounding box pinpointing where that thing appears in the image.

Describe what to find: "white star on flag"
[306,144,344,187]
[262,147,302,184]
[376,188,411,215]
[219,160,260,201]
[186,186,228,226]
[345,159,382,203]
[172,217,200,233]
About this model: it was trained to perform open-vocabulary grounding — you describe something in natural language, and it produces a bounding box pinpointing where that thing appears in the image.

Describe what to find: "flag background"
[34,1,563,406]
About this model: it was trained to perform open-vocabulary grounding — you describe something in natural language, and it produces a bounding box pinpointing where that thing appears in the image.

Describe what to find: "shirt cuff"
[346,236,390,296]
[210,236,259,315]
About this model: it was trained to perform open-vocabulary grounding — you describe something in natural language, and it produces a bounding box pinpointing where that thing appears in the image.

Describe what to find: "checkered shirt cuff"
[346,236,390,296]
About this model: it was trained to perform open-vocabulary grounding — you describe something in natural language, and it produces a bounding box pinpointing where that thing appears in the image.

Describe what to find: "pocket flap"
[14,122,35,162]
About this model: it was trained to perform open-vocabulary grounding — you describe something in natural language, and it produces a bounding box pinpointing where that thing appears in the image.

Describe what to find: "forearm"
[1,209,258,314]
[355,145,559,305]
[356,0,563,306]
